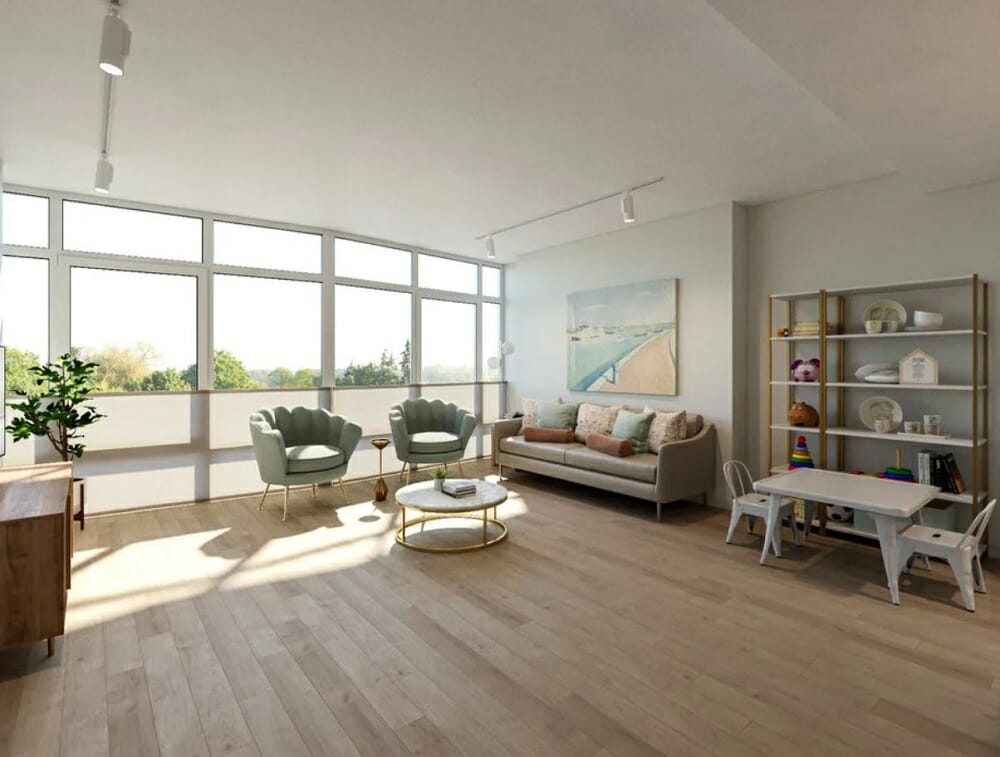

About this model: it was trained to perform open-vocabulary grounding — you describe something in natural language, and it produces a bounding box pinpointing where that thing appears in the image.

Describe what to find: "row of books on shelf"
[917,450,966,494]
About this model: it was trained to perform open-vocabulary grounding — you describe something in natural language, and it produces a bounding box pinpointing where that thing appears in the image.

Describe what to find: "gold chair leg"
[338,479,350,505]
[398,462,409,481]
[457,459,466,477]
[258,484,271,511]
[282,486,289,522]
[312,483,317,497]
[406,465,412,485]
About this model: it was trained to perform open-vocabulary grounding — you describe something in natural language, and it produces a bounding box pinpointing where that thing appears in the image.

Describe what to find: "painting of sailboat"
[567,278,677,396]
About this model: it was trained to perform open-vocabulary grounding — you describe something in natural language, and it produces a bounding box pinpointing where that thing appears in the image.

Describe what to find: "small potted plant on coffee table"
[432,467,447,491]
[5,353,105,529]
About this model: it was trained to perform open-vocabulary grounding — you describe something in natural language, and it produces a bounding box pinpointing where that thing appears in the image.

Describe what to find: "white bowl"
[913,310,944,329]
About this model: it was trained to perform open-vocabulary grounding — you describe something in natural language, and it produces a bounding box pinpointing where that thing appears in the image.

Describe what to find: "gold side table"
[371,438,392,502]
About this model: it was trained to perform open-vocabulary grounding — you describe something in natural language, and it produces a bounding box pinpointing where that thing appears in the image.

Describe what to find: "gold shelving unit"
[767,275,989,549]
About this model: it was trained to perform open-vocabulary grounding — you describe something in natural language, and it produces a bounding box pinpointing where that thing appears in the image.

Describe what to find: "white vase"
[434,479,444,491]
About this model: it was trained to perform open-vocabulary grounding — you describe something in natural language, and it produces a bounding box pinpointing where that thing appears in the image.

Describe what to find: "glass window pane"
[482,302,501,381]
[1,256,48,393]
[421,299,475,382]
[335,285,411,386]
[214,221,321,273]
[2,193,48,248]
[482,266,501,298]
[418,254,477,294]
[71,267,198,392]
[214,275,321,388]
[63,201,202,262]
[336,239,411,286]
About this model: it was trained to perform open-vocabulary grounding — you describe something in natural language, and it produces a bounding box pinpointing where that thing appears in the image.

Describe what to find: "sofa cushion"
[410,431,461,454]
[645,408,687,451]
[499,435,580,465]
[586,433,634,457]
[522,397,560,427]
[538,401,579,429]
[574,402,624,443]
[564,447,658,483]
[611,409,655,453]
[524,426,576,443]
[686,414,704,438]
[286,444,345,474]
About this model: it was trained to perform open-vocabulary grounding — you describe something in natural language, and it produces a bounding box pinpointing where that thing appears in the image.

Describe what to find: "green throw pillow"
[537,401,579,429]
[611,409,655,453]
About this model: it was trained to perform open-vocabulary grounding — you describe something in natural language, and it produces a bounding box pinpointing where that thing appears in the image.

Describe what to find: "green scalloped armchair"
[389,398,477,484]
[249,406,362,521]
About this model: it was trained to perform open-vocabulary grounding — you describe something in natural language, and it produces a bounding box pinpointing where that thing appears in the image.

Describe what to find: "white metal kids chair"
[899,499,995,612]
[723,460,800,565]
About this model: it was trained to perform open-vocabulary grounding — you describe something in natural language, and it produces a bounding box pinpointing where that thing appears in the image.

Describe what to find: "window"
[214,275,321,388]
[63,201,202,262]
[418,254,477,294]
[2,193,48,248]
[71,267,198,391]
[335,286,411,385]
[1,256,48,393]
[213,221,321,274]
[482,266,501,298]
[421,299,475,382]
[482,302,501,381]
[335,239,411,286]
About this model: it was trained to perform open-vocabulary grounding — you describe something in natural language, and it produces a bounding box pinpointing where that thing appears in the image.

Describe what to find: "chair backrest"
[396,398,463,434]
[722,460,754,500]
[961,499,996,550]
[254,406,342,446]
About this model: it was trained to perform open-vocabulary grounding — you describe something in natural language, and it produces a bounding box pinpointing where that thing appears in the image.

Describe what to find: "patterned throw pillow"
[644,407,687,451]
[574,403,624,443]
[522,397,560,427]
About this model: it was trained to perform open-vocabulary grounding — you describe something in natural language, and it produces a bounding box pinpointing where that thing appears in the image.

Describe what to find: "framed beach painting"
[567,278,677,396]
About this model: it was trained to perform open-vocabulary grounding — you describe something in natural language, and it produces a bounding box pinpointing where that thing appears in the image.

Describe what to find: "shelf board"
[827,329,987,340]
[825,427,986,448]
[770,380,821,386]
[934,490,988,505]
[769,424,820,435]
[770,335,821,342]
[825,275,981,297]
[826,382,977,391]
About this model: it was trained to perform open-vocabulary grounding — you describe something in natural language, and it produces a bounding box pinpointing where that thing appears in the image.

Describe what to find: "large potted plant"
[5,353,105,529]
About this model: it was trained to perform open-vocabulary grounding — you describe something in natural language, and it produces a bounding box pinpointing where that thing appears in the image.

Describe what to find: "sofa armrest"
[455,410,477,447]
[491,418,524,464]
[338,420,363,462]
[389,406,410,459]
[249,423,288,483]
[655,424,717,504]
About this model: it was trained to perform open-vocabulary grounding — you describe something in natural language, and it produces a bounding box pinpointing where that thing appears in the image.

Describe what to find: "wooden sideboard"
[0,462,74,657]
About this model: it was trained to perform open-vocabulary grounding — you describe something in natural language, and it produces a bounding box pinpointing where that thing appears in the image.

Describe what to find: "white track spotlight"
[621,191,635,223]
[99,0,131,76]
[95,156,114,193]
[486,234,496,259]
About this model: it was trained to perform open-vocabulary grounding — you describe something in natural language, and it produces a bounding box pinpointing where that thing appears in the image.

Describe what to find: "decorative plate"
[863,300,907,328]
[855,362,897,380]
[863,372,900,384]
[859,396,903,431]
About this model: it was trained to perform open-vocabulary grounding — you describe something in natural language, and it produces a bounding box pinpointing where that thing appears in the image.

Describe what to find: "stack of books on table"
[790,321,836,336]
[442,479,477,498]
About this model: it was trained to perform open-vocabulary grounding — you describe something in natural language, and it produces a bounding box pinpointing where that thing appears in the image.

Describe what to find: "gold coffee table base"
[395,511,508,553]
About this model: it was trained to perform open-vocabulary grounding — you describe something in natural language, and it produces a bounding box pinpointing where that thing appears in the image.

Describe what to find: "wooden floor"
[2,459,999,757]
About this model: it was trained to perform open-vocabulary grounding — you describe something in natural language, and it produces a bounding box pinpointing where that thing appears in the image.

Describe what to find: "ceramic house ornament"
[899,348,939,385]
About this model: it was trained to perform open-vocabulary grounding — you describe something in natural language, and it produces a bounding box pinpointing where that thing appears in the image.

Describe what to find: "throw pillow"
[524,426,575,443]
[574,402,624,443]
[537,401,579,429]
[645,408,687,451]
[586,433,635,457]
[611,409,655,453]
[522,396,560,427]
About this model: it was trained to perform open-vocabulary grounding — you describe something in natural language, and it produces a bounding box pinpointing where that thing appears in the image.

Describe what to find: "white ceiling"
[0,1,994,262]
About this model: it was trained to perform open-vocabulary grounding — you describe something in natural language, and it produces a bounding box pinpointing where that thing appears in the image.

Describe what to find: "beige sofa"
[492,413,716,520]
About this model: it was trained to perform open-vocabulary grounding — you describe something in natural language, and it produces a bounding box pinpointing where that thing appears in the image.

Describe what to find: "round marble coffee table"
[395,480,508,553]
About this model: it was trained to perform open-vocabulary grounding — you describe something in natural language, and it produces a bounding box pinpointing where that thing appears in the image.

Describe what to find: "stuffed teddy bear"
[790,358,821,382]
[788,401,820,427]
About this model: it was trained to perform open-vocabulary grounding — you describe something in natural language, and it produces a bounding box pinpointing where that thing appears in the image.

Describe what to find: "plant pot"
[433,479,444,492]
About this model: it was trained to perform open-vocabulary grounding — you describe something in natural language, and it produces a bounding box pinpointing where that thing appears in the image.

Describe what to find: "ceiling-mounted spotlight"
[99,0,131,76]
[95,156,114,193]
[486,234,496,259]
[621,191,635,224]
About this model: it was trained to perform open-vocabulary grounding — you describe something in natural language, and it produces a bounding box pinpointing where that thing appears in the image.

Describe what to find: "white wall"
[505,203,746,505]
[746,173,1000,550]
